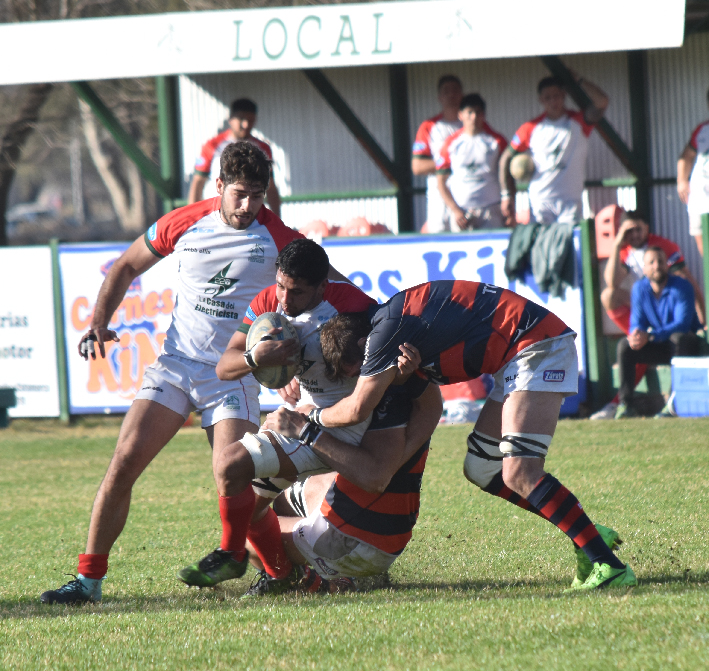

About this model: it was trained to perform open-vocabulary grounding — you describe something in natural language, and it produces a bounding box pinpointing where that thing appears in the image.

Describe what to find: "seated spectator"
[591,210,706,420]
[676,86,709,257]
[615,246,703,419]
[435,93,511,230]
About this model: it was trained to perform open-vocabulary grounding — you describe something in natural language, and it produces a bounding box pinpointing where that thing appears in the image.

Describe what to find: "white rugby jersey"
[687,120,709,217]
[510,110,594,212]
[241,281,376,444]
[412,113,462,229]
[144,197,301,365]
[194,130,273,200]
[435,125,507,210]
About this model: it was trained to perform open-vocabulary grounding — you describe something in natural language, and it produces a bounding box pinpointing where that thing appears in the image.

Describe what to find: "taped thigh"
[241,432,280,478]
[499,432,552,458]
[464,430,503,488]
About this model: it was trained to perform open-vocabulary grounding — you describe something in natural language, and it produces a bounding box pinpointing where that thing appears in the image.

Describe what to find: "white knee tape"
[499,432,552,458]
[241,432,281,478]
[464,431,503,488]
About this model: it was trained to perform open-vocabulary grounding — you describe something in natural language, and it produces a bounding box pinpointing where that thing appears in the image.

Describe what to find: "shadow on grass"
[2,570,707,621]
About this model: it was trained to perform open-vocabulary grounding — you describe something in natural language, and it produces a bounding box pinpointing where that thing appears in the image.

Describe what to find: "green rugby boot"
[571,524,622,588]
[567,562,637,592]
[178,548,249,587]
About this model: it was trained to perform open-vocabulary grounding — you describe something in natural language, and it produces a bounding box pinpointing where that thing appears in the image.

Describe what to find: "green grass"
[1,417,708,670]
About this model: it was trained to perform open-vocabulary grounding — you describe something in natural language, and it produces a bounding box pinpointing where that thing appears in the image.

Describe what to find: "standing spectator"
[188,98,281,217]
[499,71,609,225]
[435,93,511,230]
[677,87,709,257]
[591,210,705,420]
[615,246,703,419]
[412,75,463,232]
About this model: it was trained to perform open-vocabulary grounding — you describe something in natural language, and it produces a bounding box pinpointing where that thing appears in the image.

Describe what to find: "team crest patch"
[543,370,565,382]
[224,394,241,410]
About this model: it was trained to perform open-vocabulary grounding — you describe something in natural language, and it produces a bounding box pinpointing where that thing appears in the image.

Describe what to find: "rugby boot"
[571,524,622,588]
[40,574,103,604]
[566,562,637,592]
[178,548,249,587]
[242,566,305,597]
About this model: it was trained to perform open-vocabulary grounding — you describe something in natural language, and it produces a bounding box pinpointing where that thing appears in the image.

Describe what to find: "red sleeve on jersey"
[510,116,541,153]
[144,198,220,258]
[689,122,707,151]
[412,115,442,159]
[484,124,508,153]
[251,136,273,161]
[436,131,457,172]
[569,109,595,137]
[195,130,230,175]
[242,285,279,329]
[260,208,304,251]
[323,281,377,312]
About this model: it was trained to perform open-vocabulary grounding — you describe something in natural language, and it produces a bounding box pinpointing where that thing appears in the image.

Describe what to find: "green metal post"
[302,68,398,185]
[389,64,413,232]
[49,238,70,424]
[156,75,183,213]
[579,219,612,407]
[627,51,652,221]
[71,81,174,200]
[703,213,709,341]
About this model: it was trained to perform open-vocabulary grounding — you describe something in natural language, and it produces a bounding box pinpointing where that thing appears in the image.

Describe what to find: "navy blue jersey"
[361,280,573,385]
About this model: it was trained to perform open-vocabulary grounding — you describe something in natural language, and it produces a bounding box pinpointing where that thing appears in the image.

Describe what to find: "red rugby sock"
[247,507,293,579]
[77,553,109,580]
[219,490,255,562]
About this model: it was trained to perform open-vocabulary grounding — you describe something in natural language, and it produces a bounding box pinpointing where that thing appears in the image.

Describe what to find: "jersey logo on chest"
[206,262,239,297]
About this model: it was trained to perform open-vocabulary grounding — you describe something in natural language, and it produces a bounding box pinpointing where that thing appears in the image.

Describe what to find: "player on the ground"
[243,369,442,595]
[40,142,318,605]
[436,93,511,230]
[499,71,608,225]
[311,281,637,591]
[188,98,281,217]
[677,86,709,257]
[176,239,379,590]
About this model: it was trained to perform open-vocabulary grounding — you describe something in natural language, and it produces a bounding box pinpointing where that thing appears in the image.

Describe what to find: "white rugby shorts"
[135,353,260,428]
[689,212,705,237]
[489,333,578,402]
[530,198,582,225]
[292,512,397,579]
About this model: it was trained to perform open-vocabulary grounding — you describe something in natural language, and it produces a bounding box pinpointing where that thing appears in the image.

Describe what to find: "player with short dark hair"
[176,240,378,590]
[436,92,510,230]
[499,68,609,225]
[188,97,280,215]
[40,142,312,605]
[312,280,637,591]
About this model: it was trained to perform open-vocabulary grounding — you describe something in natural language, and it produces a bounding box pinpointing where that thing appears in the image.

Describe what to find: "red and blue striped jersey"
[361,280,573,384]
[321,375,430,555]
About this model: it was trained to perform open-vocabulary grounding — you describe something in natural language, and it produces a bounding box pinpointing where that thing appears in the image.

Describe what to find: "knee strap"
[251,476,294,500]
[241,432,280,478]
[500,432,552,458]
[464,430,503,488]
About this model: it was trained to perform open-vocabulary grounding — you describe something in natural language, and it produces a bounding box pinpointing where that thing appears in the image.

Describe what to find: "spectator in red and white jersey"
[411,75,463,233]
[436,93,512,230]
[188,98,281,217]
[499,71,608,226]
[677,87,709,257]
[591,210,705,420]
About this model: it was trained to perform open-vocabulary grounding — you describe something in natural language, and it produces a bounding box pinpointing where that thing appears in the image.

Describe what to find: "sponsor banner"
[60,244,178,414]
[60,232,586,415]
[0,247,60,418]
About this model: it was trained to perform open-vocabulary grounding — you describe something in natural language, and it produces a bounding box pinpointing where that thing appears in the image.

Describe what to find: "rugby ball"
[245,312,300,389]
[510,153,535,182]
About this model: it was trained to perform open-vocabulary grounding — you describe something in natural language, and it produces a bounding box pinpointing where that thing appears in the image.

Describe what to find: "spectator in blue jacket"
[615,246,703,419]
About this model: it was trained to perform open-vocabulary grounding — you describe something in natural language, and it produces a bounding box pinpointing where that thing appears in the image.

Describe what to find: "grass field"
[1,416,708,670]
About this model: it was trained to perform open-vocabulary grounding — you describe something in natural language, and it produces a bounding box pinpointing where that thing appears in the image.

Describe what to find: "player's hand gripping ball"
[245,312,301,389]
